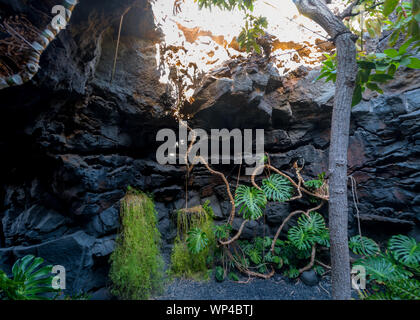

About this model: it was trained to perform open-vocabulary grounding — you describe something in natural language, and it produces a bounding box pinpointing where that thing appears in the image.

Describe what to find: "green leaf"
[369,73,394,82]
[384,48,399,58]
[388,63,398,76]
[358,60,376,70]
[383,0,400,17]
[375,53,387,59]
[360,69,371,83]
[288,226,315,251]
[354,255,410,283]
[215,266,224,282]
[228,272,239,281]
[261,174,293,202]
[186,228,209,254]
[313,229,330,247]
[388,235,420,267]
[235,185,267,220]
[213,224,232,240]
[366,82,384,94]
[409,19,420,38]
[386,278,420,299]
[389,29,401,47]
[399,38,415,55]
[263,236,272,248]
[352,84,363,107]
[414,0,420,16]
[298,212,326,233]
[313,265,325,276]
[349,235,380,256]
[3,255,56,300]
[285,267,299,279]
[248,248,262,264]
[406,57,420,69]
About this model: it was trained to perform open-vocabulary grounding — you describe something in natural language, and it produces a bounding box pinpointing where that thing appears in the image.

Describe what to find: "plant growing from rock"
[183,139,330,280]
[169,202,216,279]
[109,188,164,300]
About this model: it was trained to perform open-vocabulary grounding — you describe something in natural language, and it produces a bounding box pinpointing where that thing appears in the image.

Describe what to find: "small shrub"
[169,205,215,280]
[109,190,164,300]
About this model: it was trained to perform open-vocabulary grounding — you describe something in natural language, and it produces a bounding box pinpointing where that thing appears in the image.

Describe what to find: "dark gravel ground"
[155,274,337,300]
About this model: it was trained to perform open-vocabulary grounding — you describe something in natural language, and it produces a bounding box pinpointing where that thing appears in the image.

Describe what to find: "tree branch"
[340,1,385,19]
[339,0,362,19]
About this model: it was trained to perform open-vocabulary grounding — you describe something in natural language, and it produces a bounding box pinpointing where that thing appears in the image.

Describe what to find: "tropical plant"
[215,266,225,282]
[187,228,209,254]
[261,174,294,202]
[185,0,420,300]
[353,234,420,300]
[318,0,420,106]
[213,224,232,240]
[237,14,268,53]
[366,278,420,300]
[228,271,240,281]
[388,234,420,267]
[288,212,330,251]
[304,172,326,190]
[0,255,57,300]
[349,235,380,256]
[170,204,215,279]
[235,185,267,220]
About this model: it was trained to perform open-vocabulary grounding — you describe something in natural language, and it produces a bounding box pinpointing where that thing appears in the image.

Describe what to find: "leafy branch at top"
[176,0,267,53]
[318,0,420,106]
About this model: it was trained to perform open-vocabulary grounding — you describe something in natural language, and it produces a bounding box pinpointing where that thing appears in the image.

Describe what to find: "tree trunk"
[293,0,358,300]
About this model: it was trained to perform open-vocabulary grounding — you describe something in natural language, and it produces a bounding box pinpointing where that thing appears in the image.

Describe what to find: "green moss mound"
[109,190,164,300]
[169,204,215,280]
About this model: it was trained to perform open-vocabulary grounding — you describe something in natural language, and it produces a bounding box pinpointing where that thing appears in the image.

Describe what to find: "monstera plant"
[0,255,57,300]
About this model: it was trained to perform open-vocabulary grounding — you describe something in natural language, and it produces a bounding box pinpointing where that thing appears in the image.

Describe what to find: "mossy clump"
[169,203,215,280]
[109,190,164,300]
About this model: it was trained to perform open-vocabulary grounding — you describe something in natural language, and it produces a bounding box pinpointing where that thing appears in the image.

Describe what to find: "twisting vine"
[182,123,330,279]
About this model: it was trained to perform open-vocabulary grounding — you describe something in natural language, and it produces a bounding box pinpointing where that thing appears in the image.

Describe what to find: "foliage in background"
[0,255,57,300]
[304,172,326,190]
[319,0,420,106]
[352,234,420,300]
[170,201,216,279]
[193,0,267,53]
[238,14,268,53]
[109,189,164,300]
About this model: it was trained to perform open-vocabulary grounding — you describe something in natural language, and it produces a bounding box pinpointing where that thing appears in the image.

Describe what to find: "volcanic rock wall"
[0,0,418,296]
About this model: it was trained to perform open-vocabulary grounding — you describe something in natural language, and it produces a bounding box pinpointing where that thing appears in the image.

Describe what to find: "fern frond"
[261,174,293,202]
